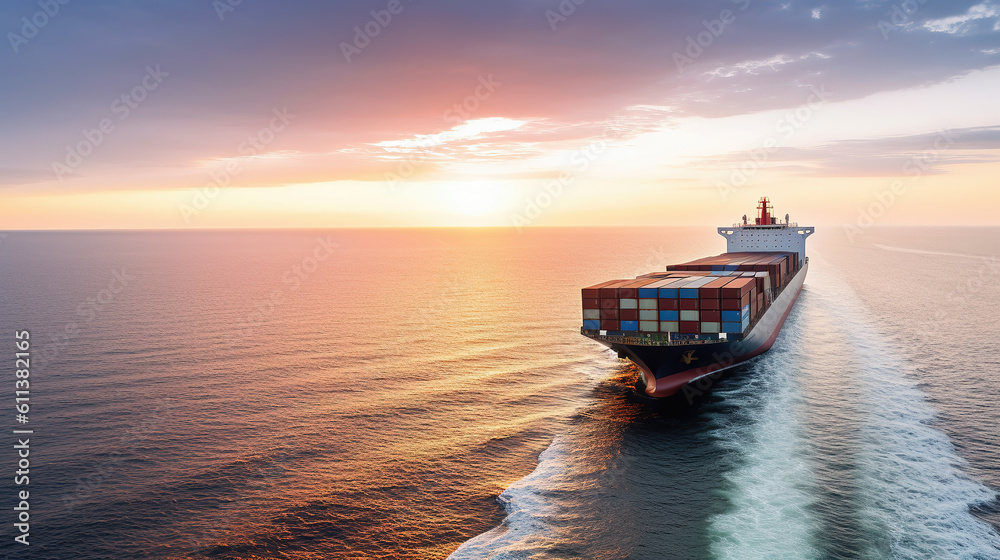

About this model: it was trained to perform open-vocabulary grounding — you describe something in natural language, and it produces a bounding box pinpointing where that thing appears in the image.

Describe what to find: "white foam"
[448,359,613,560]
[809,266,1000,558]
[707,345,823,559]
[447,437,569,560]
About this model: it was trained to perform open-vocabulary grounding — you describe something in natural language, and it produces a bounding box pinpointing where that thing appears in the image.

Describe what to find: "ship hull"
[589,261,807,401]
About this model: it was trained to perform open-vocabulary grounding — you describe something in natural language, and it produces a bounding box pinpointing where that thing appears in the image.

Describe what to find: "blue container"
[722,322,743,333]
[741,317,750,329]
[659,288,679,298]
[620,320,639,332]
[721,310,741,322]
[638,287,658,298]
[711,265,724,271]
[583,320,601,330]
[680,288,700,299]
[724,264,739,271]
[659,310,679,321]
[741,304,751,317]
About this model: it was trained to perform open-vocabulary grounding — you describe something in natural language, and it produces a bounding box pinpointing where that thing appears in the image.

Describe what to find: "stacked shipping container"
[582,252,799,337]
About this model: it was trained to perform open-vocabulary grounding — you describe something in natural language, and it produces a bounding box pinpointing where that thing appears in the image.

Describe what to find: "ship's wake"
[706,258,1000,559]
[446,437,570,560]
[450,258,1000,559]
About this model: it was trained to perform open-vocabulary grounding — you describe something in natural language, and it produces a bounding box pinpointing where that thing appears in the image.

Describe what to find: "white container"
[680,310,699,322]
[639,309,658,321]
[701,321,721,333]
[639,320,658,332]
[619,298,638,309]
[638,298,657,310]
[660,321,679,332]
[583,309,600,320]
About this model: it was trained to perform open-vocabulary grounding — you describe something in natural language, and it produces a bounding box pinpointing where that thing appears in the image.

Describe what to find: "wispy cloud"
[923,2,1000,35]
[702,126,1000,177]
[373,118,528,150]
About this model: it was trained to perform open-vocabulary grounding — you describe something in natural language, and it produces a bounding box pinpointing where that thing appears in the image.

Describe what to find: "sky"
[1,0,998,229]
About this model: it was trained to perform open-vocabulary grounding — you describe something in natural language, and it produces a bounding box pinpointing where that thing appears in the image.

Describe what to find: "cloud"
[923,2,1000,35]
[0,0,998,191]
[704,126,1000,177]
[373,118,527,150]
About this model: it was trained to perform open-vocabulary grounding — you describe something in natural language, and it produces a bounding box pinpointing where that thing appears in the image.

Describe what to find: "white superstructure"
[716,197,814,262]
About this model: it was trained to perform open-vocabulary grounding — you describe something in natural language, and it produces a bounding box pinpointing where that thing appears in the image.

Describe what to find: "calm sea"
[0,227,997,559]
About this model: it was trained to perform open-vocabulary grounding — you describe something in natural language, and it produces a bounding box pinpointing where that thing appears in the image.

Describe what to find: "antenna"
[785,213,790,225]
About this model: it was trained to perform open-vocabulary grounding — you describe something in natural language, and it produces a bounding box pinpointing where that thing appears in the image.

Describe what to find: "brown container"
[701,309,721,322]
[582,298,599,309]
[582,279,623,300]
[721,277,755,298]
[679,321,701,334]
[701,298,721,310]
[598,279,632,299]
[619,309,638,321]
[699,277,736,299]
[600,308,619,320]
[722,298,742,310]
[754,276,767,295]
[620,278,658,299]
[658,298,680,310]
[601,298,619,310]
[600,320,619,330]
[679,299,700,310]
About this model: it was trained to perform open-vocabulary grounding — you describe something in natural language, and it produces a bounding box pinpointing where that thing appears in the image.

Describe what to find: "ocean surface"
[0,227,998,559]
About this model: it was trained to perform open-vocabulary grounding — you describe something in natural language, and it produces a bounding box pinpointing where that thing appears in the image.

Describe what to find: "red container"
[721,277,755,298]
[699,277,735,299]
[600,320,619,330]
[581,280,617,300]
[598,280,632,299]
[722,298,742,310]
[701,309,721,322]
[754,276,766,295]
[658,298,679,310]
[601,298,619,310]
[680,299,699,310]
[582,298,599,309]
[619,309,638,321]
[622,278,660,297]
[701,298,721,310]
[600,308,619,320]
[679,321,701,334]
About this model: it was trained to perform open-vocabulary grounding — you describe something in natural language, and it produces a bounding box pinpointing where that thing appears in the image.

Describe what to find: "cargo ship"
[580,197,814,402]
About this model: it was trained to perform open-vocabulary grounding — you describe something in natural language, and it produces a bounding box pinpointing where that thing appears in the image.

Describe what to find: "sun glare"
[444,182,509,217]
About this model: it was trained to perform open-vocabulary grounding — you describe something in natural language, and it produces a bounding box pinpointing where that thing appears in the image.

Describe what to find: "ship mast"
[756,196,774,225]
